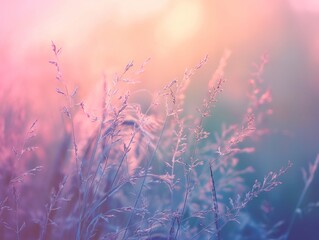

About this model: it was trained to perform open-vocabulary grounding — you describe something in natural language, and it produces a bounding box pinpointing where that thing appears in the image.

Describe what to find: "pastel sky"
[2,1,318,92]
[1,0,319,139]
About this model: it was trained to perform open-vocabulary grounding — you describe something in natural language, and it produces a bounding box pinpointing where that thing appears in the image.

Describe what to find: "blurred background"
[1,0,319,239]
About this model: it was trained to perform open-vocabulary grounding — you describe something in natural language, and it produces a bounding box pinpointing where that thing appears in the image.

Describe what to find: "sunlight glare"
[156,1,203,48]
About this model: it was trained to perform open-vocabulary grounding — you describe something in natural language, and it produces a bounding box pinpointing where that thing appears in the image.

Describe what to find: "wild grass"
[0,43,317,239]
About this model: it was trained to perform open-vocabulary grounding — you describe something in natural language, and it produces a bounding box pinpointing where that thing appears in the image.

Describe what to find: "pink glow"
[288,0,319,12]
[1,1,318,114]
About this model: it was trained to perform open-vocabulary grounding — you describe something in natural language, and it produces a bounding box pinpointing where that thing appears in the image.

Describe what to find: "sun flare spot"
[156,1,203,47]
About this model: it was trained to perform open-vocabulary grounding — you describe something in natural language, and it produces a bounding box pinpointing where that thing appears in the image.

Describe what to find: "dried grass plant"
[1,43,317,240]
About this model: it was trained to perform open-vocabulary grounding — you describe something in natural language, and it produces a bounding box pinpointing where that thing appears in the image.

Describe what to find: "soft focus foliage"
[3,45,316,240]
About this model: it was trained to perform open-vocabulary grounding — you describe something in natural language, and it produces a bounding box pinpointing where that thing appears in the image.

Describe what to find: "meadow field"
[1,1,319,239]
